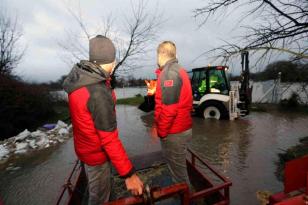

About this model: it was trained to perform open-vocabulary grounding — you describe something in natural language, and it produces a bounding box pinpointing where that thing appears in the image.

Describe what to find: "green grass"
[47,101,70,124]
[250,103,308,114]
[116,96,144,106]
[278,104,308,114]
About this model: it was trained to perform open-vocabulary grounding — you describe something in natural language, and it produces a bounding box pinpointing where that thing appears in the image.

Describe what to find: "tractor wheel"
[200,101,229,120]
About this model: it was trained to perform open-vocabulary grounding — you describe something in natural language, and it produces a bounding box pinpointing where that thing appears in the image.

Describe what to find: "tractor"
[191,51,252,120]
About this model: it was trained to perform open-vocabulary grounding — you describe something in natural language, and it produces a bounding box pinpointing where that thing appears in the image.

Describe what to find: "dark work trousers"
[84,162,112,205]
[160,128,192,189]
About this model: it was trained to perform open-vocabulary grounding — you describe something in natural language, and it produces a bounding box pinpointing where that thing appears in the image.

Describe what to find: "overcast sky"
[2,0,287,82]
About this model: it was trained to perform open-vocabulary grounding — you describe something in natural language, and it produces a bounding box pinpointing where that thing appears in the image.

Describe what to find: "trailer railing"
[187,149,232,204]
[56,160,86,205]
[106,149,232,205]
[104,183,190,205]
[56,149,232,205]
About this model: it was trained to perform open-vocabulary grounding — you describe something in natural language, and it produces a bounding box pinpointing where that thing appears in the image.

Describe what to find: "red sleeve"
[180,69,193,106]
[97,129,134,177]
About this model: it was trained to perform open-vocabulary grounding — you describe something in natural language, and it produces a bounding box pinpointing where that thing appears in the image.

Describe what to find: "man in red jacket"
[154,41,193,187]
[63,35,143,205]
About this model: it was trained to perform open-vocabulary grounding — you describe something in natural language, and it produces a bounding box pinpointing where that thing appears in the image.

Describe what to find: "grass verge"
[250,103,308,114]
[275,136,308,181]
[116,95,144,106]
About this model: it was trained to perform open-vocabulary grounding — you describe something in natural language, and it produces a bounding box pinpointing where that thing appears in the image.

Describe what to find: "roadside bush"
[279,92,299,109]
[0,75,55,140]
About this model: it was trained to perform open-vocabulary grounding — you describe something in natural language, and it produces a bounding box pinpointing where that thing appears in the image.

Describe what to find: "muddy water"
[1,106,308,205]
[190,112,308,204]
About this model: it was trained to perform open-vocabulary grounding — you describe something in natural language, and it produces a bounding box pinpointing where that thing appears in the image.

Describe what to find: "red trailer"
[269,155,308,205]
[56,149,232,205]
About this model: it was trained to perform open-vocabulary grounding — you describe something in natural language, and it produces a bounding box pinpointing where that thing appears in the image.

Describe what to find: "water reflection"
[190,118,252,174]
[116,106,161,157]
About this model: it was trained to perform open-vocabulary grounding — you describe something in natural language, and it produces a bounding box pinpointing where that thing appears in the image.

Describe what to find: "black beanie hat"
[89,35,116,64]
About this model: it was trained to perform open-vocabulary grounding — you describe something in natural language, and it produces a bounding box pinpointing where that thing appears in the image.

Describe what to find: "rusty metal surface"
[105,183,190,205]
[107,149,232,205]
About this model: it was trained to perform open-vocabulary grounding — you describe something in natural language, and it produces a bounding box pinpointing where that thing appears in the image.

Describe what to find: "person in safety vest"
[198,77,206,95]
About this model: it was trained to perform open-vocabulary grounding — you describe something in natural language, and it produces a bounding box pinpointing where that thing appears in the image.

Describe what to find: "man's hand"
[125,174,144,196]
[150,126,158,138]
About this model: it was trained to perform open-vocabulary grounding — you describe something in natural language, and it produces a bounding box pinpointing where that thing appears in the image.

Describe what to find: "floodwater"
[1,105,308,205]
[52,87,147,101]
[190,111,308,204]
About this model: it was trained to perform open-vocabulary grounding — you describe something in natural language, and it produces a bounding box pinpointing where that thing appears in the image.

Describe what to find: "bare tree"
[194,0,308,65]
[0,11,24,76]
[59,0,162,78]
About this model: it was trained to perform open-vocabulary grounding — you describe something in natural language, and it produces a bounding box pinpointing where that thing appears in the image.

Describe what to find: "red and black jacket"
[154,59,193,138]
[63,60,134,178]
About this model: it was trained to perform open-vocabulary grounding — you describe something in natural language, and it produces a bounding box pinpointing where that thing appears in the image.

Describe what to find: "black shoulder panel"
[86,83,117,132]
[160,63,182,105]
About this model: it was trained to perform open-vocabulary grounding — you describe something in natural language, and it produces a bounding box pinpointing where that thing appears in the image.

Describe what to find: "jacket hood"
[63,60,110,94]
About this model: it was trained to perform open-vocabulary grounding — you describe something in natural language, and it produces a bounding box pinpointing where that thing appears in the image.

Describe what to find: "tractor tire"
[200,100,229,120]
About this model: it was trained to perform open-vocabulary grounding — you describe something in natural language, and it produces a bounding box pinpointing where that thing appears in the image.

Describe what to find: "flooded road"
[1,105,308,205]
[190,111,308,204]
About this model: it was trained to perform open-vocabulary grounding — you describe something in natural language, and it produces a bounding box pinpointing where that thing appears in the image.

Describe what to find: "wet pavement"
[1,105,308,205]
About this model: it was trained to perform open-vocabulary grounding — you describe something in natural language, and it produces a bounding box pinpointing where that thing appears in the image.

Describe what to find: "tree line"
[230,61,308,82]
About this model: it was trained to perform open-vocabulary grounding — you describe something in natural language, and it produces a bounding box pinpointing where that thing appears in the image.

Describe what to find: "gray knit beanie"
[89,35,116,64]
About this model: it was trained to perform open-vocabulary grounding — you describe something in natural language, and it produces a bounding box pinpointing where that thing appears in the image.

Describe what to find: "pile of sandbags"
[0,120,72,161]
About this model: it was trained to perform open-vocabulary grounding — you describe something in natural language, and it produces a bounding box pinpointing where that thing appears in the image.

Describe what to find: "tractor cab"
[191,66,230,101]
[190,66,234,120]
